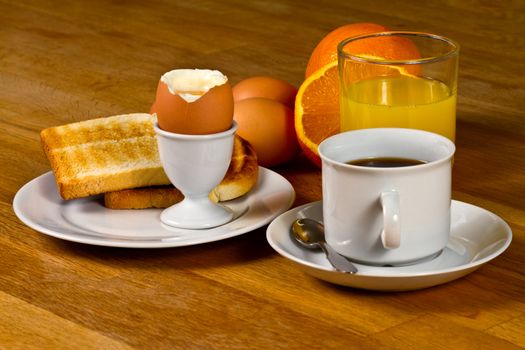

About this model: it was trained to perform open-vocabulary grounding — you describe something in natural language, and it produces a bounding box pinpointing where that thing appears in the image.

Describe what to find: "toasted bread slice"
[104,186,183,209]
[104,135,259,209]
[41,113,170,200]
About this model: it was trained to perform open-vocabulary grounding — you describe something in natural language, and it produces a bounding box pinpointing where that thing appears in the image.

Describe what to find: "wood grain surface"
[1,0,524,349]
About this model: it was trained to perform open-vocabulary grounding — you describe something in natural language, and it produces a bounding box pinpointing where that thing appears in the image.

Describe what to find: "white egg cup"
[154,121,237,229]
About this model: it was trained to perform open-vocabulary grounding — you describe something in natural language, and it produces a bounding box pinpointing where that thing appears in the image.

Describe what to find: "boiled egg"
[232,76,297,109]
[151,69,234,135]
[233,97,299,167]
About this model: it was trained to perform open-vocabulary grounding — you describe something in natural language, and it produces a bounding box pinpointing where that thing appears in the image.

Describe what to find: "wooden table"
[1,1,524,348]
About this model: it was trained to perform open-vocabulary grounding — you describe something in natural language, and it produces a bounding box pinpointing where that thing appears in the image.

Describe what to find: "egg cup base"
[160,197,234,229]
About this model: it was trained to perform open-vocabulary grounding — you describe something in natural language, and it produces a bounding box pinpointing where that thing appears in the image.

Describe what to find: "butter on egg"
[151,69,234,135]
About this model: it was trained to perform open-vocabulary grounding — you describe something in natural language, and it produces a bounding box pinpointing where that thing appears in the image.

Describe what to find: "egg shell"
[233,97,299,167]
[152,80,234,135]
[233,76,297,109]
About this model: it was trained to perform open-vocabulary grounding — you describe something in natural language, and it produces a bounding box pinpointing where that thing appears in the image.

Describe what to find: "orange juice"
[340,75,456,141]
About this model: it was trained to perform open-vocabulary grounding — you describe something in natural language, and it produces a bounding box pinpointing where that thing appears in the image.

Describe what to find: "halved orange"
[295,61,340,168]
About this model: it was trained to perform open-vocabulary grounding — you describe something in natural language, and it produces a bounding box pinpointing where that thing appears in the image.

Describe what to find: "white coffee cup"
[318,128,455,266]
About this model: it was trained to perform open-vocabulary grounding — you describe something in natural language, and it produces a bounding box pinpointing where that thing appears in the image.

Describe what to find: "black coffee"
[347,157,426,168]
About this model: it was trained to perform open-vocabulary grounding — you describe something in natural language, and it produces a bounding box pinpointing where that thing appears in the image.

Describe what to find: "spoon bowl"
[291,218,358,274]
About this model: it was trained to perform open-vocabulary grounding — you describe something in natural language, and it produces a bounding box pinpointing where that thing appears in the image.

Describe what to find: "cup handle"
[380,190,401,249]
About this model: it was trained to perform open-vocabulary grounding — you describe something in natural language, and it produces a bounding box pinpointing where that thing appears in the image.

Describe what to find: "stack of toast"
[40,113,258,209]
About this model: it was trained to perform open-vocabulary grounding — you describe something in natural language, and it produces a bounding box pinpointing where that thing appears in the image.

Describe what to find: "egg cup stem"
[154,122,237,229]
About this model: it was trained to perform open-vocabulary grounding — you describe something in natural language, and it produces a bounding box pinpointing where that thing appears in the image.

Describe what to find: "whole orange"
[305,22,388,78]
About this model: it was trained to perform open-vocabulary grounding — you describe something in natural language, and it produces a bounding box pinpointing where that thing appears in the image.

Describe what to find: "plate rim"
[266,200,512,278]
[14,167,295,248]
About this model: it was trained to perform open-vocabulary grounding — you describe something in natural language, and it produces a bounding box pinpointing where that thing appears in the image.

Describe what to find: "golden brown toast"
[104,135,259,209]
[41,113,170,200]
[104,186,183,209]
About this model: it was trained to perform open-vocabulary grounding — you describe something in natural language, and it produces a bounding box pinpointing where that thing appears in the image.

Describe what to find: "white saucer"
[266,200,512,291]
[13,167,295,248]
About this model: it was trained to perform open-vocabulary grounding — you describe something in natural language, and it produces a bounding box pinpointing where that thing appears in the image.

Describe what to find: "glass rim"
[337,31,460,65]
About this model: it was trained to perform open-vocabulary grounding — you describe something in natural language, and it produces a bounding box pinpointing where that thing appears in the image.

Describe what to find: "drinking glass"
[338,32,459,141]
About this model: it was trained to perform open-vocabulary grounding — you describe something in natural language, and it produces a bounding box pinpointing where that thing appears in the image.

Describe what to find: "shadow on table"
[45,225,275,270]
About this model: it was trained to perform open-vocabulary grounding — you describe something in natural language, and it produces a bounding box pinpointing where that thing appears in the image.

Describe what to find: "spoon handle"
[319,242,358,274]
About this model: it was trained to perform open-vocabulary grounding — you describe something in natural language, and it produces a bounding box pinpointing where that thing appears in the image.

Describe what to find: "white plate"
[266,200,512,291]
[14,167,295,248]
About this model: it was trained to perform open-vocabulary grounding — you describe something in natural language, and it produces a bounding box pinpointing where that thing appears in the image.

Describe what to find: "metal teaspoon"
[291,218,358,274]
